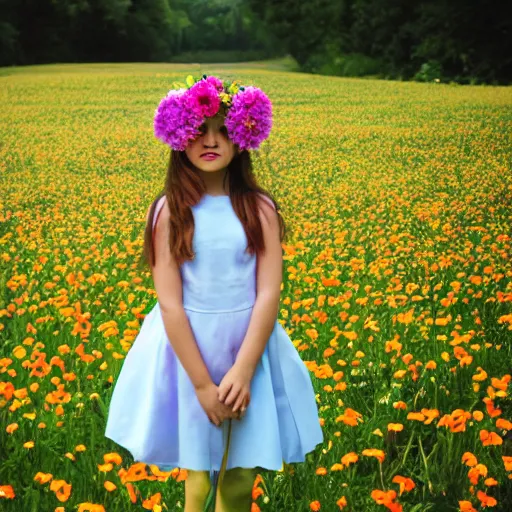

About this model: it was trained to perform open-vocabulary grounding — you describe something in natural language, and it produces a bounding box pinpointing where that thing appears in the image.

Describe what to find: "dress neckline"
[204,193,230,199]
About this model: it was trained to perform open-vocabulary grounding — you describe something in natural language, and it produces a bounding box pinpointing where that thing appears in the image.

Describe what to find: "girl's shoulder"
[255,192,276,211]
[146,195,168,235]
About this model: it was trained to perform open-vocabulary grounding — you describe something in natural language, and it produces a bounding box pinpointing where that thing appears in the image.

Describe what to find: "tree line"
[0,0,279,66]
[249,0,512,84]
[1,0,510,84]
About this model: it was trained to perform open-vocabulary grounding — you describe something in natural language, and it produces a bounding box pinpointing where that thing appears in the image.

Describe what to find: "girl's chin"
[196,164,225,172]
[194,159,228,171]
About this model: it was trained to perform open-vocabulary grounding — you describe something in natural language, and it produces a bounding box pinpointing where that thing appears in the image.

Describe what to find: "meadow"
[1,61,511,511]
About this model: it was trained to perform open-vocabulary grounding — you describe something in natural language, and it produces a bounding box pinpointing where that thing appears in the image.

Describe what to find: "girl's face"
[185,114,237,173]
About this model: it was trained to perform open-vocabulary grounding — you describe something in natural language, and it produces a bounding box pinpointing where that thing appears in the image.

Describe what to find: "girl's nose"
[203,126,219,147]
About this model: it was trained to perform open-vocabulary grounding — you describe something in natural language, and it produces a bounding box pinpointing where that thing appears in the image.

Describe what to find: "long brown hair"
[137,149,287,270]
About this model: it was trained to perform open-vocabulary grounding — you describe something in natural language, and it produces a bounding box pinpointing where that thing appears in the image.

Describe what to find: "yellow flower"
[228,82,240,94]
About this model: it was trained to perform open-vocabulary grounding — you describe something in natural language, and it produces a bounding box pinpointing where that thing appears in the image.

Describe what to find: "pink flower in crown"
[204,75,224,92]
[154,88,203,151]
[225,86,272,151]
[187,79,221,118]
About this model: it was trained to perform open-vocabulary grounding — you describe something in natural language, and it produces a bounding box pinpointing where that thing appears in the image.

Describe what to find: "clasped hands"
[196,362,253,427]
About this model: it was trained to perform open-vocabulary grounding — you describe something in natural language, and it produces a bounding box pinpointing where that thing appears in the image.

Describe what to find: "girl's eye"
[198,125,206,134]
[220,126,228,136]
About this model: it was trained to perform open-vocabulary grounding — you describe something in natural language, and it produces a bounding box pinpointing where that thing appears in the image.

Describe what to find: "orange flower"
[407,412,425,422]
[461,452,477,467]
[401,353,413,365]
[388,423,404,432]
[104,481,117,491]
[341,452,359,467]
[393,401,407,410]
[491,374,511,391]
[323,347,336,358]
[502,456,512,472]
[336,496,348,509]
[437,409,471,433]
[310,500,321,511]
[421,408,440,425]
[122,462,150,483]
[371,489,402,511]
[103,453,122,465]
[34,472,53,484]
[362,449,385,464]
[49,479,72,502]
[126,482,137,503]
[484,398,502,418]
[472,367,487,381]
[315,364,333,379]
[0,485,15,499]
[468,464,487,485]
[392,475,415,495]
[336,408,363,427]
[496,418,512,431]
[252,485,264,500]
[77,504,106,512]
[458,501,477,512]
[6,423,18,434]
[142,491,161,509]
[316,467,327,476]
[476,490,497,507]
[479,429,503,446]
[472,410,484,421]
[175,468,188,482]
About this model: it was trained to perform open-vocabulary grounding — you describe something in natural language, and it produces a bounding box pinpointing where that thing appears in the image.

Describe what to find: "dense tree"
[0,0,280,66]
[249,0,512,83]
[0,0,510,83]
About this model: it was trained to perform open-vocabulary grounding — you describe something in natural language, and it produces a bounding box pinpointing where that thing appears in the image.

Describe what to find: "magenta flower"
[187,80,221,118]
[154,89,203,151]
[204,75,224,92]
[225,86,273,150]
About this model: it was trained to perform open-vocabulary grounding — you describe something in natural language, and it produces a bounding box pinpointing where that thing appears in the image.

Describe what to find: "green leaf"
[202,486,216,512]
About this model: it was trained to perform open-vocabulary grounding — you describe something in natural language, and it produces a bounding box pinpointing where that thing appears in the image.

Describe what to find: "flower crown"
[154,74,272,151]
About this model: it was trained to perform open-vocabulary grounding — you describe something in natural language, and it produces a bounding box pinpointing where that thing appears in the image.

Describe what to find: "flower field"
[1,63,511,511]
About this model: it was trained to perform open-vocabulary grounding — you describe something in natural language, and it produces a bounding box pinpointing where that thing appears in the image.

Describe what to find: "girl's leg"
[215,466,259,512]
[184,469,211,512]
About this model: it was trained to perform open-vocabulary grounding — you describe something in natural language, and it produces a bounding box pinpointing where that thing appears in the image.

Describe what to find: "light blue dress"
[104,193,324,473]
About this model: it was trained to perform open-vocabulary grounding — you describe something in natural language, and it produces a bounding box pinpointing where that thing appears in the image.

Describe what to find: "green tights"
[184,466,258,512]
[184,419,259,512]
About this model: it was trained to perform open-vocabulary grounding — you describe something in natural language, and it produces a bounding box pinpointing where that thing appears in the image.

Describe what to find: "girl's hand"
[195,381,241,427]
[218,363,252,415]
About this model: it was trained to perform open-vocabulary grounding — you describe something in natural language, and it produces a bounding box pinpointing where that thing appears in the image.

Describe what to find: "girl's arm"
[233,197,283,378]
[147,200,213,391]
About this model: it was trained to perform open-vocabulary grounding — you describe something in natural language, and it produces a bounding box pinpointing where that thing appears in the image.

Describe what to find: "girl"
[105,75,324,512]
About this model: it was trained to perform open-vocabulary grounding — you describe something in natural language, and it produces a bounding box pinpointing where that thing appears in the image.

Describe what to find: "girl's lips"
[201,153,220,160]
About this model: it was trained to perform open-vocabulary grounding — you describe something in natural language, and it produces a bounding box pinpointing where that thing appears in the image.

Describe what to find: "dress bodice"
[152,194,257,313]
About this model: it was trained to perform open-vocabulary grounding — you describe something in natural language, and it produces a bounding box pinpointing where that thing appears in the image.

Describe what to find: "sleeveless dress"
[104,193,324,473]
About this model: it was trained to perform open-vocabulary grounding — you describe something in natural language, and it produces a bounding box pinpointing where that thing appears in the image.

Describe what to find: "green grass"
[1,62,511,512]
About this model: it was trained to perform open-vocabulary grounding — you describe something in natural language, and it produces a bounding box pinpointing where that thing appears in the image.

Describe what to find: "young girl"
[105,74,324,511]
